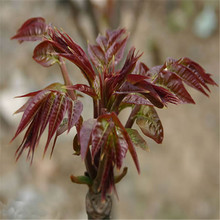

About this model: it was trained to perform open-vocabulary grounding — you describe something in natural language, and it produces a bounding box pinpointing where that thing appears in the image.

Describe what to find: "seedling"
[11,17,217,219]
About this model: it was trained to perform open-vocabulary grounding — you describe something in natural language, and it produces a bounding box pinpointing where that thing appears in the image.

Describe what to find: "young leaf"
[91,117,114,160]
[11,17,47,43]
[67,99,83,132]
[80,118,97,159]
[111,113,140,173]
[106,36,128,65]
[136,105,163,144]
[126,128,149,152]
[88,44,106,68]
[95,28,128,66]
[11,90,50,142]
[44,93,67,155]
[114,127,128,169]
[67,84,97,98]
[50,30,96,85]
[122,94,153,106]
[153,70,195,104]
[134,62,150,76]
[178,57,217,86]
[33,40,59,67]
[11,83,80,162]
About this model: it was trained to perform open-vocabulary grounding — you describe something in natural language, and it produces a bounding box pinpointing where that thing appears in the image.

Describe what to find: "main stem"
[59,59,112,218]
[86,190,112,219]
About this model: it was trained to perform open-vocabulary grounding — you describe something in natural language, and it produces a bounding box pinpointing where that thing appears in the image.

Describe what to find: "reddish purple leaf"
[136,106,163,144]
[178,57,217,86]
[50,30,96,85]
[11,17,47,43]
[111,112,140,173]
[44,93,67,155]
[88,44,106,68]
[153,70,195,104]
[37,92,56,140]
[67,99,83,132]
[152,85,181,105]
[122,94,153,106]
[126,128,149,152]
[166,59,209,96]
[134,62,150,76]
[11,90,50,142]
[91,116,114,160]
[106,36,128,65]
[99,148,115,200]
[114,127,128,169]
[67,84,97,98]
[80,118,97,159]
[33,40,59,67]
[127,74,150,84]
[15,90,43,98]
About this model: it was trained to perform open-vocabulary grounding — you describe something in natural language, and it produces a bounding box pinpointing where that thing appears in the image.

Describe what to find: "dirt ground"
[0,0,219,219]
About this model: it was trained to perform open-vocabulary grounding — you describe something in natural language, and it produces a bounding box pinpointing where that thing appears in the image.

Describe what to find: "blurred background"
[0,0,219,219]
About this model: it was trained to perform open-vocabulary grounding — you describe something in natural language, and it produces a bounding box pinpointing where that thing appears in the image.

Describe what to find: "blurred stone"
[2,187,46,219]
[193,4,217,38]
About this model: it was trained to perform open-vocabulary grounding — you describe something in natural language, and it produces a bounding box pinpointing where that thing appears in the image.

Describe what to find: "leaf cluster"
[11,17,217,199]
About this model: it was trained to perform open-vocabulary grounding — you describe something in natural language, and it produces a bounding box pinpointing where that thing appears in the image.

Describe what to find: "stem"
[125,105,141,128]
[109,94,124,114]
[93,99,99,119]
[85,149,97,180]
[86,190,112,219]
[59,57,76,100]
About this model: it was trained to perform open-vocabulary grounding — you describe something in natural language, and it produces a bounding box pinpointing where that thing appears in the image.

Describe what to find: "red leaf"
[92,28,128,69]
[119,48,142,81]
[80,118,97,159]
[122,94,153,106]
[178,57,217,86]
[106,49,142,98]
[11,17,47,43]
[152,85,181,105]
[126,128,149,152]
[67,84,97,98]
[165,57,214,96]
[50,30,96,85]
[127,74,150,84]
[60,53,96,85]
[11,90,50,142]
[37,92,56,140]
[67,99,83,132]
[136,106,163,144]
[15,112,41,163]
[111,113,140,173]
[44,93,67,155]
[115,81,145,94]
[91,116,114,160]
[99,148,115,200]
[106,29,126,46]
[134,62,150,76]
[135,81,164,108]
[15,90,42,98]
[106,36,128,65]
[114,127,128,169]
[154,70,195,104]
[88,44,106,68]
[96,34,108,51]
[33,40,59,67]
